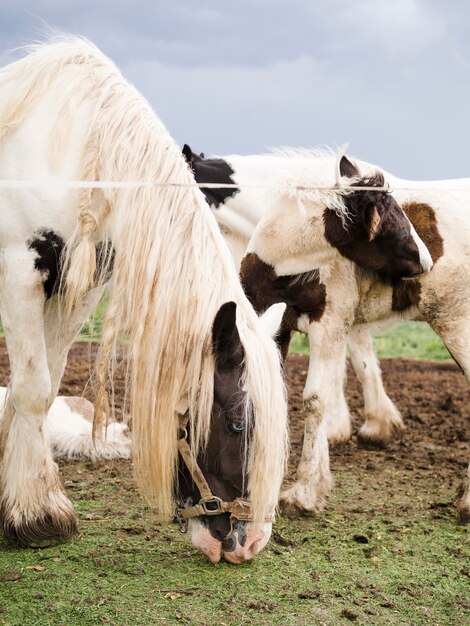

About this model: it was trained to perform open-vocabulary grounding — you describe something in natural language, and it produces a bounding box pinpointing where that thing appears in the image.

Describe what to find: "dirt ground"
[284,354,469,490]
[0,339,467,493]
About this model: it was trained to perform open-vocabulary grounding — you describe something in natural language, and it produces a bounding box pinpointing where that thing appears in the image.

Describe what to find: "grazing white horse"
[0,37,288,563]
[241,152,470,522]
[0,388,131,460]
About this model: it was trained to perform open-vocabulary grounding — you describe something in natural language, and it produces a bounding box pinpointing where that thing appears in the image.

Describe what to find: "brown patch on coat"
[391,281,422,311]
[401,202,444,263]
[64,397,94,423]
[240,253,326,359]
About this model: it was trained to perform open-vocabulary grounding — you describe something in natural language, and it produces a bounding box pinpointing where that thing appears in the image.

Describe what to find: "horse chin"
[189,519,272,564]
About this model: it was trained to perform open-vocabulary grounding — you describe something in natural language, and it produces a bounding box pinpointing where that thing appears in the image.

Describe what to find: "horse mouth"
[190,519,271,564]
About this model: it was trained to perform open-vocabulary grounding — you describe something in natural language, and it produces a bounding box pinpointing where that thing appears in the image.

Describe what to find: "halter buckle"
[199,496,224,516]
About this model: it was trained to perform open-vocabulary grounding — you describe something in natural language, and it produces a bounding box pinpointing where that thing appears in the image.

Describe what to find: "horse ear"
[339,155,360,178]
[212,301,244,371]
[259,302,286,339]
[199,152,205,159]
[182,144,194,163]
[366,206,381,241]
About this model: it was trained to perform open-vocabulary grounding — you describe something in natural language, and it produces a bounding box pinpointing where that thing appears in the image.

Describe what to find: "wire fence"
[0,180,469,192]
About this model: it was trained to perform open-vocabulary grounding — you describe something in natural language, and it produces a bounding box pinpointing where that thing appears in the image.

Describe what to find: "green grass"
[289,321,451,361]
[78,291,109,342]
[0,461,468,625]
[372,322,450,361]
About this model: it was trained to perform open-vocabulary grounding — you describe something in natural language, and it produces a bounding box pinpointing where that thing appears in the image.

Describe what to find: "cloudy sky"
[1,1,469,179]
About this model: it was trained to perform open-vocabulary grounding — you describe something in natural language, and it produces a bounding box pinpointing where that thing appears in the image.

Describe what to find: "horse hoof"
[279,486,327,518]
[357,432,389,450]
[456,481,470,524]
[357,419,404,449]
[279,500,317,519]
[328,434,352,447]
[457,507,470,525]
[1,504,78,547]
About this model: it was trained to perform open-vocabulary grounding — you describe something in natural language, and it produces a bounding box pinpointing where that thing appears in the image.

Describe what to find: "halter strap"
[177,415,275,523]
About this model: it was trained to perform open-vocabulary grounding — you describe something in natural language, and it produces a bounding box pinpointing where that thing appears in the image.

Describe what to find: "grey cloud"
[1,1,469,179]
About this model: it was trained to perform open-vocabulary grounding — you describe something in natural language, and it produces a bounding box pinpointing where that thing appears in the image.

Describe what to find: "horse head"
[325,155,433,282]
[177,300,286,564]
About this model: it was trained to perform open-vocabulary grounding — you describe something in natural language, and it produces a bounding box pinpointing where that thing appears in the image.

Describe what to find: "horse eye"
[229,420,245,434]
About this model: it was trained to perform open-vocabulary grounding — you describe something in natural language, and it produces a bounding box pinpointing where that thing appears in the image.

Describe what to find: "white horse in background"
[0,37,289,564]
[0,388,131,460]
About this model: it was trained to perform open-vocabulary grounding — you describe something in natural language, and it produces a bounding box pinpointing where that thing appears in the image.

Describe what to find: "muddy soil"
[0,339,467,496]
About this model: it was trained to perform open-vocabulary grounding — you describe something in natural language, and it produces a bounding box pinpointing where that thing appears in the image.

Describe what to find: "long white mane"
[0,36,288,523]
[226,147,368,224]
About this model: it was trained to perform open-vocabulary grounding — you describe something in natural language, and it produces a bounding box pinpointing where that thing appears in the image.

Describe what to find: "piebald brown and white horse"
[239,152,470,522]
[0,37,289,564]
[182,146,438,516]
[183,145,414,448]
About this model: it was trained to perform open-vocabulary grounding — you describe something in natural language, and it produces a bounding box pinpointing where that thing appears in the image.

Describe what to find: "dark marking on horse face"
[402,202,444,263]
[240,252,326,357]
[324,173,422,283]
[182,144,240,208]
[222,520,248,552]
[177,302,253,542]
[27,230,65,298]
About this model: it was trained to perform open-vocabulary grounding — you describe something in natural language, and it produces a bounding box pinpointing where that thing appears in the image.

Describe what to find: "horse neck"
[218,152,340,265]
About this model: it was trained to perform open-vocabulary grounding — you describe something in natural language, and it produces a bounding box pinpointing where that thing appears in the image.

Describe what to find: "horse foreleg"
[348,325,404,447]
[324,341,352,444]
[0,266,76,545]
[44,287,105,399]
[280,322,343,517]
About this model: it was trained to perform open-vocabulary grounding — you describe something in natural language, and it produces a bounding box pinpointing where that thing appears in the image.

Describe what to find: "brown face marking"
[324,173,423,282]
[64,397,94,423]
[240,253,326,359]
[178,302,252,542]
[402,202,444,263]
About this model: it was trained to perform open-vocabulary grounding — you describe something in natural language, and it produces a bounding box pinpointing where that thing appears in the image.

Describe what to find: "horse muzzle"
[189,519,272,564]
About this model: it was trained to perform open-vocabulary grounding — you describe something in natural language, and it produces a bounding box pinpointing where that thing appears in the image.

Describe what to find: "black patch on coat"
[28,230,65,298]
[177,301,252,544]
[182,144,240,208]
[27,230,115,299]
